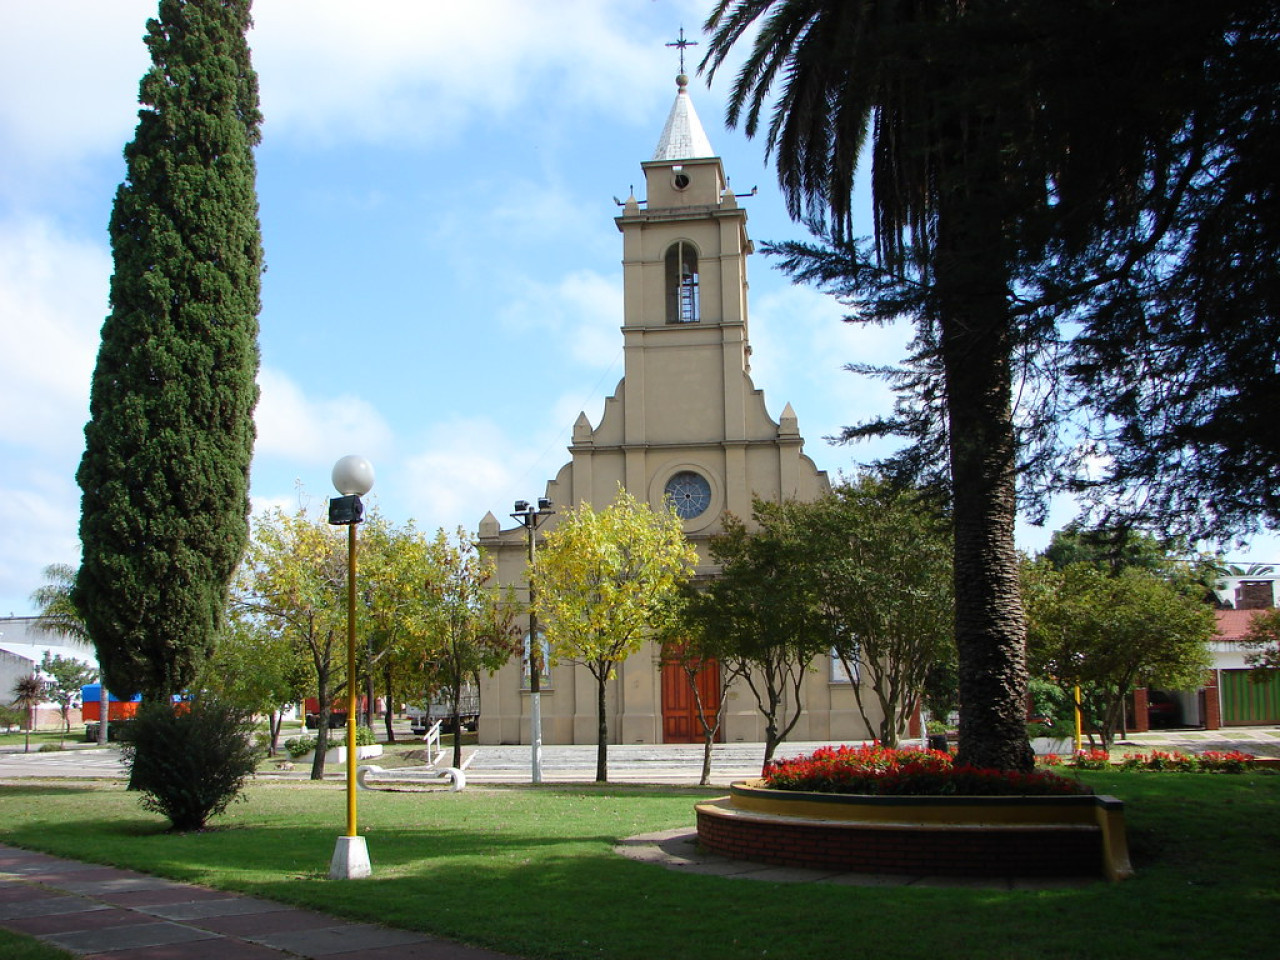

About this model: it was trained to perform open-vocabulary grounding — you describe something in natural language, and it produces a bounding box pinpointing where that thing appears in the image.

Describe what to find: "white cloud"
[748,282,913,451]
[249,0,679,147]
[249,493,308,520]
[498,269,622,368]
[0,2,153,180]
[0,218,106,451]
[253,366,395,466]
[0,474,82,618]
[399,416,552,534]
[0,0,682,194]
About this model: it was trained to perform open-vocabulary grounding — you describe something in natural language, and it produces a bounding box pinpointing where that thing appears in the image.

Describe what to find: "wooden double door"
[660,657,722,744]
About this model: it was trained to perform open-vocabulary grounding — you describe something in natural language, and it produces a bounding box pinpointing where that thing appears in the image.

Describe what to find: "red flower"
[763,744,1089,797]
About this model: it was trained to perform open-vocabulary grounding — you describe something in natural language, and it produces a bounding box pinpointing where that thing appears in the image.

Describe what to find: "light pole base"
[329,835,372,880]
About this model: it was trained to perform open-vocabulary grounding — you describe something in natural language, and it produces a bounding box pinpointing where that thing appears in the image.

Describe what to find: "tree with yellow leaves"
[533,489,698,782]
[234,506,348,780]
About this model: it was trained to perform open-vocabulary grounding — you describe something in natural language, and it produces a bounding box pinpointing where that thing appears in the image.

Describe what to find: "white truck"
[407,683,480,735]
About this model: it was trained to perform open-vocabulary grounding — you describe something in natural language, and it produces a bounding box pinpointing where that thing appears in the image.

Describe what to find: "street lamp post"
[511,497,554,783]
[328,454,375,880]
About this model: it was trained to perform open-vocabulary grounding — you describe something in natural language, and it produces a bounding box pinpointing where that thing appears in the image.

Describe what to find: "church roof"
[652,74,715,162]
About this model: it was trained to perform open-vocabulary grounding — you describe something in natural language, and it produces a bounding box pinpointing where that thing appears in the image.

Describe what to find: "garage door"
[1219,669,1280,726]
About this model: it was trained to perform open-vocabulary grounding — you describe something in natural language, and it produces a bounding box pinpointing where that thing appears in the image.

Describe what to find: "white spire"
[652,73,715,162]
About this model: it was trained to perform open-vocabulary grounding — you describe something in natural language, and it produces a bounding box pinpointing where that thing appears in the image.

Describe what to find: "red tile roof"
[1215,608,1268,642]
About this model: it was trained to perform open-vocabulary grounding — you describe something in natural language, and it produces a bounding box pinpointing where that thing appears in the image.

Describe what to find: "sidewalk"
[0,844,521,960]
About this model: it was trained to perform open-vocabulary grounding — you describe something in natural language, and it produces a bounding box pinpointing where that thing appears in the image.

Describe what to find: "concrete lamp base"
[329,836,372,880]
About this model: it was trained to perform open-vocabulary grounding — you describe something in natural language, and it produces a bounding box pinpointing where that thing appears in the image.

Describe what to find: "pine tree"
[75,0,262,701]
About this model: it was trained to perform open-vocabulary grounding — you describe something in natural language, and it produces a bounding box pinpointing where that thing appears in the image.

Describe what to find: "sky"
[1,1,1275,618]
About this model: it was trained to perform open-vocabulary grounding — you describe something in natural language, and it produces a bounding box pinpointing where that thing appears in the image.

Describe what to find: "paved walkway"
[7,726,1279,786]
[0,844,521,959]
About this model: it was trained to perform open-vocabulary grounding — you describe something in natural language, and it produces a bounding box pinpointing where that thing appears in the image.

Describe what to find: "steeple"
[652,73,715,162]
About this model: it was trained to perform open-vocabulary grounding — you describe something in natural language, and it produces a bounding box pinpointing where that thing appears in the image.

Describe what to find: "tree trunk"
[98,686,109,746]
[936,160,1034,774]
[451,687,464,770]
[762,723,780,771]
[595,668,609,783]
[310,672,331,781]
[761,684,783,769]
[382,665,396,744]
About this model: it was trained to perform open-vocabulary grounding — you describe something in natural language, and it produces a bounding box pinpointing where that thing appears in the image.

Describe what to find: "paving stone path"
[0,845,521,960]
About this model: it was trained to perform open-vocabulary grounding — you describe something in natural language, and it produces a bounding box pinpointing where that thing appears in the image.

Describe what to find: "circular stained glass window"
[665,471,712,520]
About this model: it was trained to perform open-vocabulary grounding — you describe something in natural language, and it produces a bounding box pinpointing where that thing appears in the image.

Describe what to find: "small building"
[0,616,97,730]
[1207,607,1280,726]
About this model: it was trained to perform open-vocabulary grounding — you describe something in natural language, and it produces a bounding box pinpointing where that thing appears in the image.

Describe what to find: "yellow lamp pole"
[1074,685,1084,755]
[328,455,374,880]
[345,519,358,836]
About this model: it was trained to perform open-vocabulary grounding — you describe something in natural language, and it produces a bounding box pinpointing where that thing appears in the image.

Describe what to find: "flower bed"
[763,743,1090,796]
[1123,749,1252,772]
[1044,748,1262,772]
[696,745,1132,881]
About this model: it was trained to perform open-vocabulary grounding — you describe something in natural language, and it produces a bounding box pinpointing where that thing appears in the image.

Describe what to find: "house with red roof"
[1207,607,1280,726]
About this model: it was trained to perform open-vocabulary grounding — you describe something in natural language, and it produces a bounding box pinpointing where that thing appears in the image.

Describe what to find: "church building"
[476,73,886,747]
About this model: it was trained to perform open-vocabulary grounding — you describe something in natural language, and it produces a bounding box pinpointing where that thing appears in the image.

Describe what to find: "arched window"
[665,241,700,323]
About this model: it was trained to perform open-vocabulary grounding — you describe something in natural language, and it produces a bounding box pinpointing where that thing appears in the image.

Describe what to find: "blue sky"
[0,1,1273,617]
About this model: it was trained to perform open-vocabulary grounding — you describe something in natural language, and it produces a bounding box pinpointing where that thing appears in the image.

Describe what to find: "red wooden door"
[661,657,722,744]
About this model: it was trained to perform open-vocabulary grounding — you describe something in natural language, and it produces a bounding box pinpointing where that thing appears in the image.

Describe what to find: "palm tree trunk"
[936,160,1034,773]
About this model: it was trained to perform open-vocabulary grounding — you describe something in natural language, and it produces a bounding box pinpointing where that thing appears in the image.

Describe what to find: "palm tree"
[11,673,45,753]
[702,0,1229,772]
[30,564,106,743]
[1226,563,1276,578]
[29,563,91,645]
[703,0,1036,770]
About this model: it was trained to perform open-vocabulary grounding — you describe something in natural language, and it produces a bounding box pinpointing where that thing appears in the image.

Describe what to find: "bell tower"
[589,71,788,535]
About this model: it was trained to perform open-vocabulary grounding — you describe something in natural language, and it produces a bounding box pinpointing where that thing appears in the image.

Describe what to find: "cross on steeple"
[666,26,698,75]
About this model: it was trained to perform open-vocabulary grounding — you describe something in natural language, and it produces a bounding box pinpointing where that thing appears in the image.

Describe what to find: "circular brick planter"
[696,780,1132,881]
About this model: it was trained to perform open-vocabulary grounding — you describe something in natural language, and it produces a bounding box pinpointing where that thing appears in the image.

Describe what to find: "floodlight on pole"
[328,455,374,880]
[511,496,555,784]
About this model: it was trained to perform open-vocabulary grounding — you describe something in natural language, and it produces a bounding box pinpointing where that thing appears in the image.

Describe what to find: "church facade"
[476,75,885,747]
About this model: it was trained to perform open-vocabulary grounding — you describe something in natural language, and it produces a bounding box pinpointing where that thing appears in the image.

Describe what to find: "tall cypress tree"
[75,0,262,701]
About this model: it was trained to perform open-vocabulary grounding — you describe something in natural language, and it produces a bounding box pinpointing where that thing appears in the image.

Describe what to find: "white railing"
[421,719,445,765]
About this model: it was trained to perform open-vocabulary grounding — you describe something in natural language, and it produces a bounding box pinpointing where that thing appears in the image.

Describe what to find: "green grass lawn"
[1,773,1278,960]
[0,929,73,960]
[0,729,84,751]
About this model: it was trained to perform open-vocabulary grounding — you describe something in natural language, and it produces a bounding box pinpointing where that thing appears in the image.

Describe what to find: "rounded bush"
[121,699,262,831]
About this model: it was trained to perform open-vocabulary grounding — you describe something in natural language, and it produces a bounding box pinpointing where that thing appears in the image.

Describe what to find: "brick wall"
[696,808,1102,878]
[1203,672,1222,730]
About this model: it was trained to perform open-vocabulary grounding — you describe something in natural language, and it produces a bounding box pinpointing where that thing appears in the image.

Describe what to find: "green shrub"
[284,725,375,758]
[1026,678,1077,739]
[121,699,262,831]
[284,734,317,758]
[37,743,63,753]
